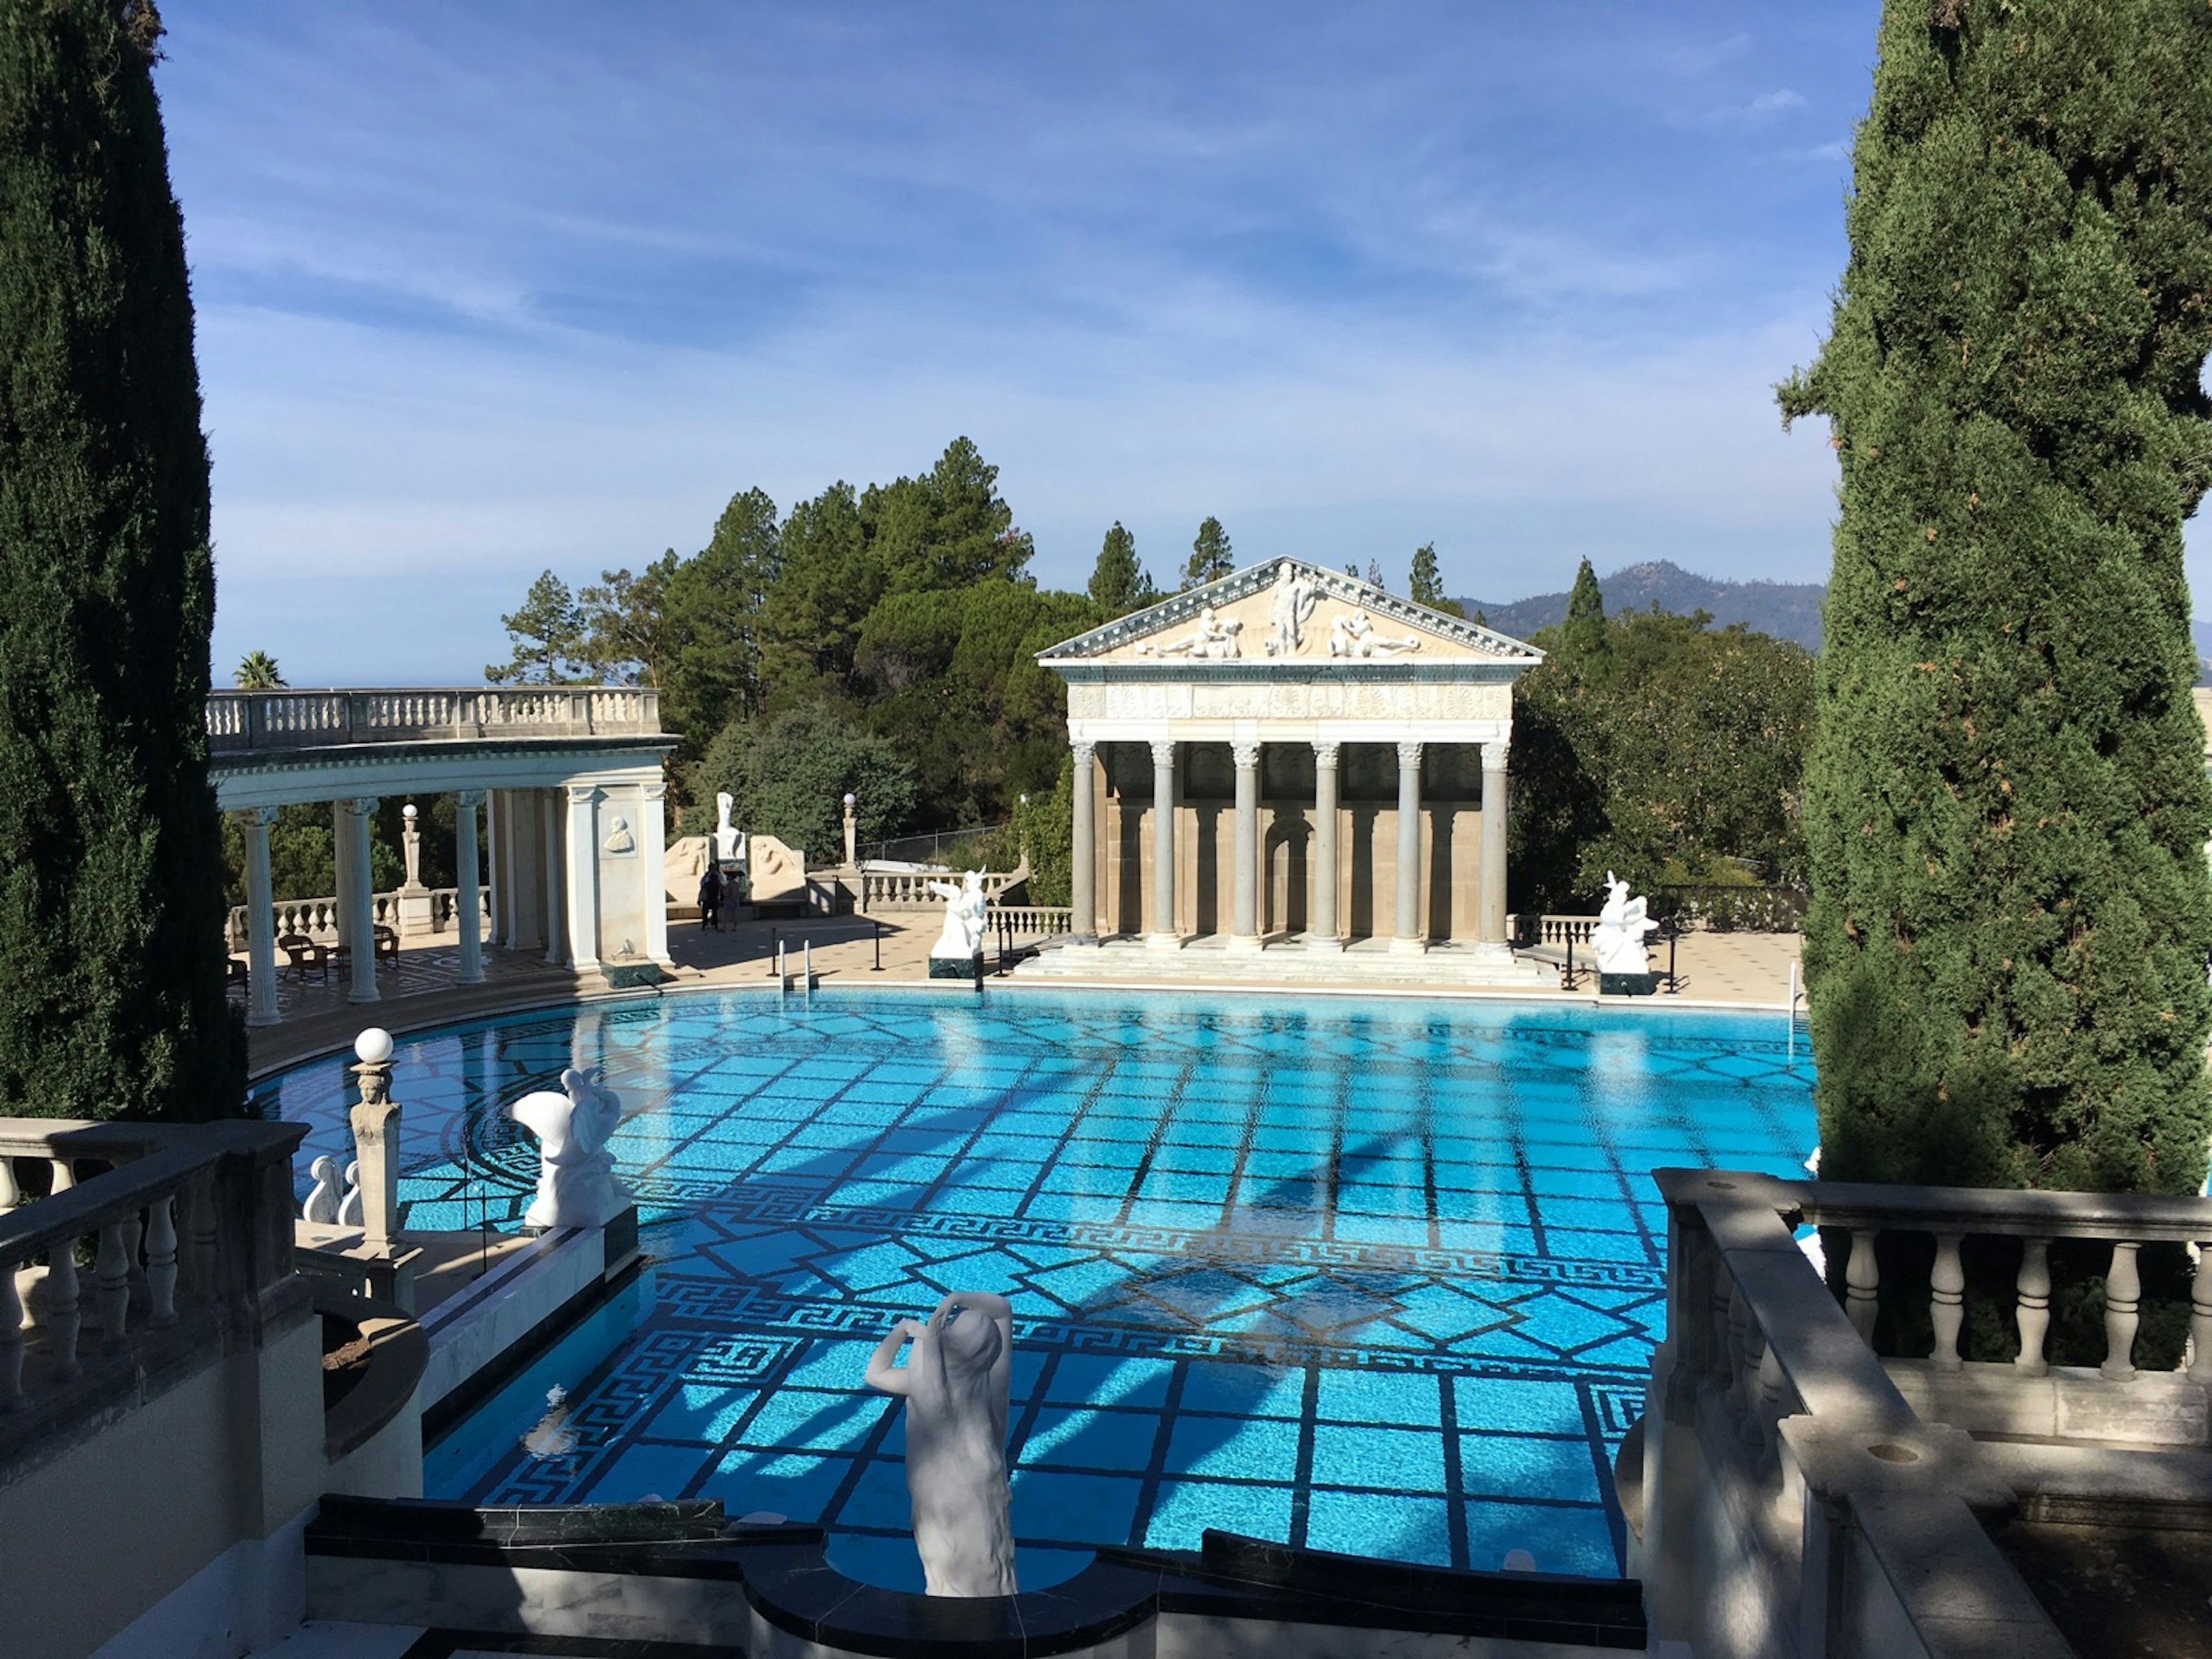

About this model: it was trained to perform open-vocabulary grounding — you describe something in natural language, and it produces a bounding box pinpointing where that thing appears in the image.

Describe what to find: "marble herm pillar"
[1230,740,1261,950]
[1393,742,1425,954]
[455,790,485,985]
[1070,741,1098,943]
[1479,741,1512,947]
[1309,743,1341,949]
[1148,738,1180,948]
[565,785,600,971]
[642,779,672,965]
[242,808,281,1027]
[343,797,381,1001]
[541,790,566,968]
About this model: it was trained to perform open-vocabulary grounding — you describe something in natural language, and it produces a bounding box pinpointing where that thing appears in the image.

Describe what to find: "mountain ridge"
[1460,560,1826,650]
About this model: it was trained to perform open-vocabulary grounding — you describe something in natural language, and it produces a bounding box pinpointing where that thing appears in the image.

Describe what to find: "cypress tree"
[0,1,243,1121]
[1560,558,1607,665]
[1183,517,1232,588]
[1781,0,2212,1196]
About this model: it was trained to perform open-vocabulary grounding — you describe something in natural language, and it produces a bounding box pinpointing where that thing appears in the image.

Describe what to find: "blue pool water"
[255,990,1814,1586]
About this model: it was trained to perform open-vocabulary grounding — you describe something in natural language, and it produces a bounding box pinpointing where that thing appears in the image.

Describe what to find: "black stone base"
[1600,971,1657,997]
[603,961,661,990]
[927,955,980,980]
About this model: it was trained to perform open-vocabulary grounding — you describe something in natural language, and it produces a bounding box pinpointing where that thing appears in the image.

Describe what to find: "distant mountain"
[1461,560,1827,652]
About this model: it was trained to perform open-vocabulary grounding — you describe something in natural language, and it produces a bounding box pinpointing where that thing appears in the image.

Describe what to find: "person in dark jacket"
[698,864,724,931]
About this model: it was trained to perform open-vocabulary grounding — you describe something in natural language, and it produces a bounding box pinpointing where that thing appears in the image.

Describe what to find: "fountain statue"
[510,1066,632,1228]
[864,1291,1018,1596]
[714,791,742,865]
[927,869,990,960]
[1592,870,1661,978]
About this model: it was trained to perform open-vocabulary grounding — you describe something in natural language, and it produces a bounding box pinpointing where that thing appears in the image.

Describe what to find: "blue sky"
[156,1,2156,683]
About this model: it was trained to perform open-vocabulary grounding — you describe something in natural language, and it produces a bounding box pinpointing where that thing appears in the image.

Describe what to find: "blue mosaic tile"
[255,990,1815,1577]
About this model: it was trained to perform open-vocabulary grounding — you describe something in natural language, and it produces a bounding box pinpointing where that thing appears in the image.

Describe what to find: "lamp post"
[843,792,857,869]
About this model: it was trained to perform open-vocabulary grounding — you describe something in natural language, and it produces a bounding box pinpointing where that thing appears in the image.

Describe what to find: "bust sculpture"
[865,1291,1017,1597]
[1592,870,1660,976]
[510,1066,632,1228]
[927,869,990,959]
[714,791,741,864]
[601,815,635,854]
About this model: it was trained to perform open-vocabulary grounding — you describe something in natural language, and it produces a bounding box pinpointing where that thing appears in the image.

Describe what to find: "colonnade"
[1066,734,1511,950]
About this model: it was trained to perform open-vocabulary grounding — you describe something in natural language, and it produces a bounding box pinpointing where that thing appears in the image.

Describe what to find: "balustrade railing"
[206,687,660,754]
[228,885,490,949]
[1506,913,1599,949]
[0,1119,305,1430]
[860,868,1025,912]
[989,905,1073,938]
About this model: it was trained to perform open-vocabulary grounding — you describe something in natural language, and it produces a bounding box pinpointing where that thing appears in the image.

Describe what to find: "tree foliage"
[1408,543,1464,616]
[234,650,285,688]
[577,551,677,685]
[692,706,918,859]
[1781,0,2212,1196]
[1087,521,1155,615]
[0,0,243,1120]
[1182,517,1232,588]
[485,570,585,684]
[1510,609,1814,911]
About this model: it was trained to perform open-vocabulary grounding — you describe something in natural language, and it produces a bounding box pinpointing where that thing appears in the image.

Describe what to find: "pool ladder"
[775,940,816,1001]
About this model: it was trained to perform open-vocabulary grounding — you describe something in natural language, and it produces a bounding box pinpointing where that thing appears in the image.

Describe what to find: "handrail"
[206,687,661,755]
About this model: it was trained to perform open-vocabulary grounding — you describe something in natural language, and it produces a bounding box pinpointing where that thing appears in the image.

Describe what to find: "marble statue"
[1328,606,1423,658]
[865,1291,1017,1597]
[1592,870,1660,976]
[601,815,635,854]
[715,792,741,865]
[523,1384,579,1460]
[510,1066,632,1228]
[927,869,990,959]
[1264,562,1318,657]
[1145,607,1241,660]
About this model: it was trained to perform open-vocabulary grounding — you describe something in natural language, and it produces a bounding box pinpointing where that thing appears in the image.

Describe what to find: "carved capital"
[1071,740,1097,766]
[567,784,599,805]
[454,789,485,808]
[1231,741,1261,770]
[1483,738,1511,772]
[343,796,380,817]
[240,806,279,830]
[1150,738,1177,770]
[1396,741,1424,770]
[641,781,667,802]
[1311,741,1340,768]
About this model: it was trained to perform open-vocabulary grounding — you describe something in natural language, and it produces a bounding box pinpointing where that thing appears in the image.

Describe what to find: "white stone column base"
[1305,934,1345,953]
[1390,936,1429,957]
[1226,934,1264,955]
[1146,932,1185,951]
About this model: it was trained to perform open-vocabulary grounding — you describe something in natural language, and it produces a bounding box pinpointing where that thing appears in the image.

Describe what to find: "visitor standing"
[697,864,723,931]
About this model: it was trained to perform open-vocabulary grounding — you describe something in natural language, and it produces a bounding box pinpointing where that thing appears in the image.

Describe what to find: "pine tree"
[1366,558,1385,589]
[0,0,243,1120]
[485,570,584,684]
[1182,517,1232,588]
[1781,0,2212,1196]
[1408,543,1465,616]
[1560,558,1607,664]
[1087,522,1153,615]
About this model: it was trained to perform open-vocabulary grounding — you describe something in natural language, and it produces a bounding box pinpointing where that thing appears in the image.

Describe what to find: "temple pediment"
[1038,559,1543,668]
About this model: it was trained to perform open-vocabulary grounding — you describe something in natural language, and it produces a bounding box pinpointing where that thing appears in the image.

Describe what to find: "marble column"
[1393,741,1425,955]
[540,790,566,968]
[343,797,381,1002]
[484,789,510,948]
[641,779,671,965]
[1070,740,1098,942]
[1479,740,1512,948]
[241,808,281,1027]
[1229,740,1261,951]
[1309,742,1342,949]
[331,799,357,957]
[565,785,600,971]
[454,790,484,985]
[1148,738,1180,948]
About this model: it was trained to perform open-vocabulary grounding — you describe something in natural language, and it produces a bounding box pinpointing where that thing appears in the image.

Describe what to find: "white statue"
[1145,606,1241,660]
[714,791,741,865]
[1592,870,1660,976]
[865,1291,1017,1597]
[510,1066,632,1228]
[1328,606,1423,658]
[1264,562,1318,657]
[601,816,635,854]
[927,869,990,959]
[522,1385,579,1460]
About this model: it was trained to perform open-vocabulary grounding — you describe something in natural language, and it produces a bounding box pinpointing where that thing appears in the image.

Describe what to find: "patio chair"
[276,932,329,983]
[373,923,401,965]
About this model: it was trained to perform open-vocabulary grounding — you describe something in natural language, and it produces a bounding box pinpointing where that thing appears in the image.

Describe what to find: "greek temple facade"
[1028,558,1551,986]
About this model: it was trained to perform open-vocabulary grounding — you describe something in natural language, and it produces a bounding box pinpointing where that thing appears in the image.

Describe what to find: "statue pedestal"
[928,953,979,980]
[395,882,437,938]
[1600,970,1657,997]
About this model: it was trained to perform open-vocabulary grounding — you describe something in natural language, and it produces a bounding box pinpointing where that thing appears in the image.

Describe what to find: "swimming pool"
[255,989,1814,1588]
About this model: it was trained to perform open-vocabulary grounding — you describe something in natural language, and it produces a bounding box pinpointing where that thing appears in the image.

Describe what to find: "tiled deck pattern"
[252,991,1814,1589]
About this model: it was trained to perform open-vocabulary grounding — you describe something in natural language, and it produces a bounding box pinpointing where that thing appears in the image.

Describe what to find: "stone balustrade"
[206,687,659,755]
[1506,912,1599,948]
[859,868,1025,912]
[0,1118,306,1437]
[988,904,1074,938]
[1639,1167,2212,1658]
[228,885,490,950]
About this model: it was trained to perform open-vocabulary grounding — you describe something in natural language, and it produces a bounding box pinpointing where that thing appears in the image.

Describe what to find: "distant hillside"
[1461,560,1826,651]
